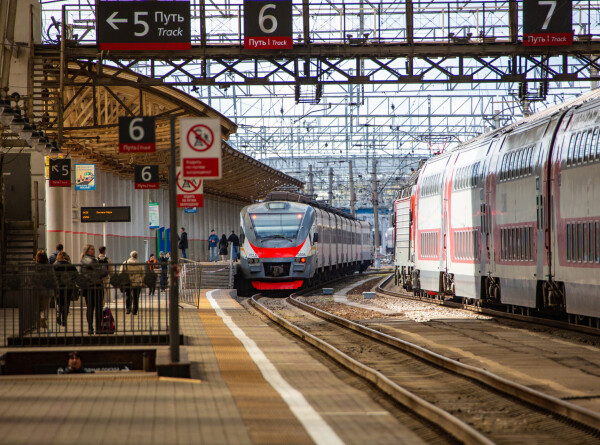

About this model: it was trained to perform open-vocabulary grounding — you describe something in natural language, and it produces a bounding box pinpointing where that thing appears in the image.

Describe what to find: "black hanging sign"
[49,158,71,187]
[119,116,156,153]
[134,165,159,190]
[244,0,293,50]
[523,0,573,46]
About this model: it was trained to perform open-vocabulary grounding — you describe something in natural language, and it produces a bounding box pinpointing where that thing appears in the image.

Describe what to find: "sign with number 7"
[523,0,573,46]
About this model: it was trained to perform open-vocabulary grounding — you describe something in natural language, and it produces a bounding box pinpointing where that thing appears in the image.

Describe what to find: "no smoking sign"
[180,118,221,179]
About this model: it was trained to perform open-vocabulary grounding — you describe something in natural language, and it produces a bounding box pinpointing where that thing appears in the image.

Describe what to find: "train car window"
[572,223,577,262]
[527,146,534,174]
[523,228,527,260]
[529,227,533,260]
[507,228,512,260]
[516,150,524,176]
[567,224,571,262]
[567,134,576,166]
[584,223,588,262]
[594,128,600,160]
[500,154,507,180]
[516,227,521,260]
[577,132,586,164]
[577,223,583,262]
[589,222,594,264]
[596,222,600,263]
[584,130,593,162]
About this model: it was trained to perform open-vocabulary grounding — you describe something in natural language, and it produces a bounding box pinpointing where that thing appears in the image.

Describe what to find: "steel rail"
[376,274,600,335]
[283,293,600,433]
[249,294,494,445]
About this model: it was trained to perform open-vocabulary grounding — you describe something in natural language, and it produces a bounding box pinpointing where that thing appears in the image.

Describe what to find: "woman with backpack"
[123,251,145,315]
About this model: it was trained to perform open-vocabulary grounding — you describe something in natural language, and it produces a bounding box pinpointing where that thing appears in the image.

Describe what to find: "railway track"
[249,294,600,445]
[377,274,600,336]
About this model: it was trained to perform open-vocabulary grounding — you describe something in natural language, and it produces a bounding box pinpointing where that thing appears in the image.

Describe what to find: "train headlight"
[295,257,306,263]
[247,258,260,264]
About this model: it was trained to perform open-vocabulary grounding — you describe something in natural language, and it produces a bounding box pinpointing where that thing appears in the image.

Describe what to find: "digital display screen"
[81,207,131,223]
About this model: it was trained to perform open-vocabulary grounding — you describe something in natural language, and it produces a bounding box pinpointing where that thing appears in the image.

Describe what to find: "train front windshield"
[250,213,303,240]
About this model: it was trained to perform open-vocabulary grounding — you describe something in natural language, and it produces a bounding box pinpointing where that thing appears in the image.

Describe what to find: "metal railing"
[1,263,172,346]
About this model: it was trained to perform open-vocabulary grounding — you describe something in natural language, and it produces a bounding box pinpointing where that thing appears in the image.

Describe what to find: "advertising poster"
[75,164,95,191]
[149,202,160,229]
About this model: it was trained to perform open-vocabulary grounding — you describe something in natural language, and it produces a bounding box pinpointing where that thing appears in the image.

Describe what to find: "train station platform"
[0,289,419,445]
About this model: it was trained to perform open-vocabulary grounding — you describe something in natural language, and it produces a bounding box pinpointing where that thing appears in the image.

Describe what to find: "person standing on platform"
[124,251,145,315]
[218,234,228,262]
[54,251,78,327]
[34,249,56,331]
[228,230,240,262]
[157,251,168,290]
[80,244,105,335]
[178,227,188,259]
[48,243,64,265]
[97,246,112,303]
[208,229,219,262]
[146,253,157,298]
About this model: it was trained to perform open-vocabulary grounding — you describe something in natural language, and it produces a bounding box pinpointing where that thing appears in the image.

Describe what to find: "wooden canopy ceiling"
[45,63,302,202]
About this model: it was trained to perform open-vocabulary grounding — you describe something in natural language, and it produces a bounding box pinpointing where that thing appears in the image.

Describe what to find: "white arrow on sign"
[107,11,128,30]
[51,165,59,173]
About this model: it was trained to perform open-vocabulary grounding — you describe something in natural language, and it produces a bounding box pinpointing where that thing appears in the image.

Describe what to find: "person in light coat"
[123,251,145,315]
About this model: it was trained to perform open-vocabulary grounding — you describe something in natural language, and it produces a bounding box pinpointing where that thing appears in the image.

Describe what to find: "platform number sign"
[119,116,155,153]
[523,0,573,46]
[134,165,159,190]
[96,0,191,51]
[244,0,293,50]
[49,158,71,187]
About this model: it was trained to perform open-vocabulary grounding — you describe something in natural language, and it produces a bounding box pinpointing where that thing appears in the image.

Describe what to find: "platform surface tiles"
[0,290,419,445]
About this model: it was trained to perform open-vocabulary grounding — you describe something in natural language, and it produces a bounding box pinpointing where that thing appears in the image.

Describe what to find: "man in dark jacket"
[178,227,188,259]
[49,243,64,264]
[208,229,219,262]
[228,230,240,262]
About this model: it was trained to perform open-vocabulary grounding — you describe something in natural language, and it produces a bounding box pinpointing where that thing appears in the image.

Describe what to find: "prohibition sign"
[186,124,214,152]
[176,171,202,193]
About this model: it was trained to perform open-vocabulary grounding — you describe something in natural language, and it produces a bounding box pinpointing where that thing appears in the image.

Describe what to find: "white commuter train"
[393,89,600,325]
[238,192,373,292]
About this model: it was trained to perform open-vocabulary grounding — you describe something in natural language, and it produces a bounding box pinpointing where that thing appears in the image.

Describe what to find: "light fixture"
[0,100,15,126]
[19,122,34,140]
[9,112,25,132]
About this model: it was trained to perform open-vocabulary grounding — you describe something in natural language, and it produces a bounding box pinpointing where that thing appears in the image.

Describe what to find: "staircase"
[5,220,35,265]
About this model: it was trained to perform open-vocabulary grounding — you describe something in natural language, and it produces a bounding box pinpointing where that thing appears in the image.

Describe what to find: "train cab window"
[528,146,535,173]
[519,150,526,176]
[500,154,508,180]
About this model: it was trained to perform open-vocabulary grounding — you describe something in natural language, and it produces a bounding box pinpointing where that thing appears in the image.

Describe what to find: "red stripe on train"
[251,280,304,290]
[249,241,305,258]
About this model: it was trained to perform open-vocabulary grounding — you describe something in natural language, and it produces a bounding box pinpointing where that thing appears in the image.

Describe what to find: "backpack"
[100,307,115,334]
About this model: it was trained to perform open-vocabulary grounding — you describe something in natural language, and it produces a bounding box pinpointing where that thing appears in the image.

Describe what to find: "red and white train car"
[393,89,600,324]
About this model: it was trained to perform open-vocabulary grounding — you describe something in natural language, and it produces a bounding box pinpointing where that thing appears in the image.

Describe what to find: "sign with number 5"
[244,0,293,50]
[523,0,573,46]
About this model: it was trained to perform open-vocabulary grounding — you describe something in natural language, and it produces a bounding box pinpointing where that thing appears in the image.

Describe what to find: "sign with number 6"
[244,0,293,50]
[119,116,156,153]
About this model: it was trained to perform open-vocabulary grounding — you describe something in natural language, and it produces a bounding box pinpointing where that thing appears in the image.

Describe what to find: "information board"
[97,1,191,51]
[244,0,293,50]
[81,207,131,223]
[523,0,573,46]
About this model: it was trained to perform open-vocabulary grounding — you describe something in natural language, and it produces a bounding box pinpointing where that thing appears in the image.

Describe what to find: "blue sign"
[184,207,197,213]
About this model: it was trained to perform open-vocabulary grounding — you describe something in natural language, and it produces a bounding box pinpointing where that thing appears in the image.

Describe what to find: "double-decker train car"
[239,192,373,291]
[393,89,600,325]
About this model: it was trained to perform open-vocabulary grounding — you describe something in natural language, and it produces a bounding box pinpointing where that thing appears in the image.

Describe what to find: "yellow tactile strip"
[197,291,315,445]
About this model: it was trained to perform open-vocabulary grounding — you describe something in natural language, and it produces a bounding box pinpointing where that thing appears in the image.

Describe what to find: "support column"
[46,182,66,254]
